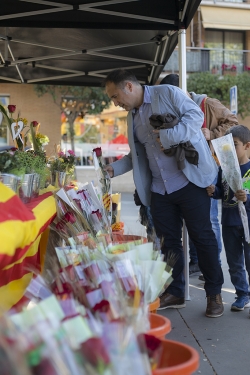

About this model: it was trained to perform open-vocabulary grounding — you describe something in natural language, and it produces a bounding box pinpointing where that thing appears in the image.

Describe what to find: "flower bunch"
[36,132,49,146]
[29,121,49,152]
[222,64,237,72]
[49,150,77,173]
[0,104,40,151]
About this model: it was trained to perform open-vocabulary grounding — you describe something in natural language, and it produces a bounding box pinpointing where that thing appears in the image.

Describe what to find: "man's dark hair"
[103,69,139,87]
[160,74,179,87]
[226,125,250,144]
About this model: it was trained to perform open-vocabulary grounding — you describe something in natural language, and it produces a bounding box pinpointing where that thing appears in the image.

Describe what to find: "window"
[205,30,244,73]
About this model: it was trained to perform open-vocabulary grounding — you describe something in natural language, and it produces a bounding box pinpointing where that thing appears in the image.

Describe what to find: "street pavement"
[120,192,250,375]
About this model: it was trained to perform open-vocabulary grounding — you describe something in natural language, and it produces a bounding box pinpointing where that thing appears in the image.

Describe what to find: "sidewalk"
[120,193,250,375]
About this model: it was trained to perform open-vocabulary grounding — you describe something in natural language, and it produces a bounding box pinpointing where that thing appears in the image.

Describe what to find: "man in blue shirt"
[104,69,224,318]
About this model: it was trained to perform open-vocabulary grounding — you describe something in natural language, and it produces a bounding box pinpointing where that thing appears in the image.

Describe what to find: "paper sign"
[62,316,93,349]
[38,294,65,321]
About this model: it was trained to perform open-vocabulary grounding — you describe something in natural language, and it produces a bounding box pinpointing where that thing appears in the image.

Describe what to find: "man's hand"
[206,184,215,196]
[235,189,247,202]
[104,164,114,178]
[202,128,211,140]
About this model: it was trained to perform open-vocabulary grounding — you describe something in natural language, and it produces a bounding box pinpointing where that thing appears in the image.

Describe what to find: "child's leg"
[222,226,249,297]
[243,230,250,290]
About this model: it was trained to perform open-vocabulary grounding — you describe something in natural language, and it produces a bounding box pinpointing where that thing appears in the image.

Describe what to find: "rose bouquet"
[53,185,111,243]
[212,134,250,242]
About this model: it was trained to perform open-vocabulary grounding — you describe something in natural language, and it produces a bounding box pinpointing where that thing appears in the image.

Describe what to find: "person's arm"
[157,86,204,149]
[106,152,133,177]
[213,169,223,199]
[205,98,238,140]
[234,190,250,210]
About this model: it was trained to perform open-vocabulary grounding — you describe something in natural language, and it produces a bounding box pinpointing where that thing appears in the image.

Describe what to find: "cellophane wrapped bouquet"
[212,134,250,242]
[92,147,112,225]
[51,181,177,305]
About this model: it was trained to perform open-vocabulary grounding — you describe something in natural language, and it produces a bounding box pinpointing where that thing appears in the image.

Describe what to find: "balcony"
[164,47,250,75]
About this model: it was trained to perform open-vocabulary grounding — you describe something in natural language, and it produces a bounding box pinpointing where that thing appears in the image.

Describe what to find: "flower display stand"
[149,297,160,313]
[147,313,171,340]
[152,339,199,375]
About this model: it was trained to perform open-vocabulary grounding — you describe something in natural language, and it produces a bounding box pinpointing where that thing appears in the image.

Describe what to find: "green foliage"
[187,72,250,119]
[0,150,47,176]
[0,152,15,173]
[34,85,110,114]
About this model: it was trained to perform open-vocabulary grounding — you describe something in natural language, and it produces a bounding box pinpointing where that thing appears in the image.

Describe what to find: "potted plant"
[0,149,20,193]
[0,149,48,202]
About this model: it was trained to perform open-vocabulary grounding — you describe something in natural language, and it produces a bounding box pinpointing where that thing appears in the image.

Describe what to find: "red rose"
[84,263,101,284]
[56,221,66,232]
[92,209,102,220]
[8,105,16,113]
[64,211,76,224]
[137,333,163,369]
[31,121,39,127]
[80,337,110,367]
[139,334,162,352]
[93,147,102,157]
[93,300,110,313]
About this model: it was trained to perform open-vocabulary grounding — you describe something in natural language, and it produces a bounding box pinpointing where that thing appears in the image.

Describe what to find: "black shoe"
[198,274,205,281]
[189,262,200,275]
[158,292,186,310]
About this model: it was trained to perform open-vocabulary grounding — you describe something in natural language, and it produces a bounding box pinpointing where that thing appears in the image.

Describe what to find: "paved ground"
[120,192,250,375]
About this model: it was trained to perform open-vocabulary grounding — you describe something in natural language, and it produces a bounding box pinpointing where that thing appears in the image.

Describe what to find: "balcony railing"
[164,47,250,75]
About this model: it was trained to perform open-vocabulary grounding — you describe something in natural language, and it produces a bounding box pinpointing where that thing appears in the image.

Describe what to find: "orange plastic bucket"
[147,313,171,340]
[148,297,160,313]
[152,339,199,375]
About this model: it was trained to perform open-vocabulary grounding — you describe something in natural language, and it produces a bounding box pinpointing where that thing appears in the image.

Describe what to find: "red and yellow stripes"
[102,192,111,210]
[0,183,57,312]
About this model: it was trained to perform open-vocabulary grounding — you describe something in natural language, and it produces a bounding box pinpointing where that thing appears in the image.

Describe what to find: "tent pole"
[178,29,190,301]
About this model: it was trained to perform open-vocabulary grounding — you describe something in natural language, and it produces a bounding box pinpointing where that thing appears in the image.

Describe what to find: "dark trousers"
[150,183,224,298]
[222,226,250,296]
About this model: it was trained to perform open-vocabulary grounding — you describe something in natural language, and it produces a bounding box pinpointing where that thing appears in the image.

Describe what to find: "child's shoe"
[231,295,250,311]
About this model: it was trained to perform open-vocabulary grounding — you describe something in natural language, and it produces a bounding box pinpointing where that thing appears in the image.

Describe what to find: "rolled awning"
[201,5,250,30]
